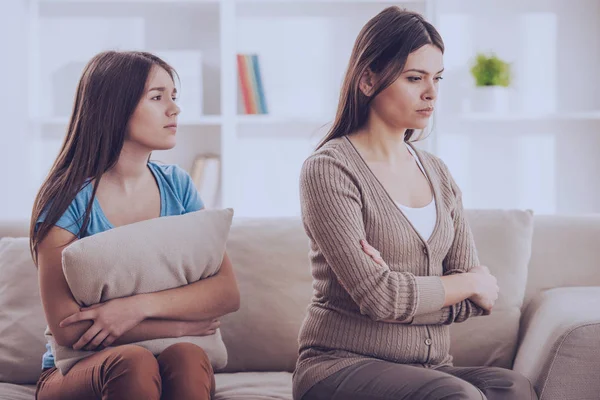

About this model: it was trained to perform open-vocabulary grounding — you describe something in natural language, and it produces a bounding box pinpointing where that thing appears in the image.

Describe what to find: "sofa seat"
[0,383,35,400]
[215,372,292,400]
[0,372,293,400]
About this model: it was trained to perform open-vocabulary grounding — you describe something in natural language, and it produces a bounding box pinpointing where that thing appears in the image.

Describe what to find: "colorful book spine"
[236,53,268,115]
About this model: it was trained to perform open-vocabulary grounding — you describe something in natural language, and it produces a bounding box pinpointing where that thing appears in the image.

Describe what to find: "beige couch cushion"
[52,209,233,375]
[220,218,313,373]
[449,209,534,368]
[0,238,46,385]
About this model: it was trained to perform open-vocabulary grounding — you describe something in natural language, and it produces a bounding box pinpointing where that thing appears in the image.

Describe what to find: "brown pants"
[36,343,215,400]
[302,360,537,400]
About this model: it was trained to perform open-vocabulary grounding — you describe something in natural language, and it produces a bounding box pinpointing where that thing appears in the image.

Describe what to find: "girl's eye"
[152,95,162,100]
[435,76,444,81]
[408,77,421,82]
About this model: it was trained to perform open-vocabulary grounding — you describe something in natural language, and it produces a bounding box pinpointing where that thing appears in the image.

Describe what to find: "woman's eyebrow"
[402,68,445,75]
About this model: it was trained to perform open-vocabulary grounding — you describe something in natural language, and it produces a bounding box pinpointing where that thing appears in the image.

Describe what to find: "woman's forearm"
[440,273,475,307]
[135,252,240,321]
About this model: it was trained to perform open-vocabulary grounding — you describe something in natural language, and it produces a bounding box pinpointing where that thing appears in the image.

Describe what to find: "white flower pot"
[471,86,510,114]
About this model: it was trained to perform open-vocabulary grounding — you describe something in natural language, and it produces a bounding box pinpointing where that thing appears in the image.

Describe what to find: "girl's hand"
[60,297,145,351]
[360,239,388,268]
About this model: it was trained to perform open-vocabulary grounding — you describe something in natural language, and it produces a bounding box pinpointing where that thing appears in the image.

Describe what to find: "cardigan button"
[423,247,428,255]
[425,338,432,346]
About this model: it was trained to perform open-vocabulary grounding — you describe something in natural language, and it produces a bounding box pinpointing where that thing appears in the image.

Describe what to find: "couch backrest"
[1,211,600,383]
[525,214,600,307]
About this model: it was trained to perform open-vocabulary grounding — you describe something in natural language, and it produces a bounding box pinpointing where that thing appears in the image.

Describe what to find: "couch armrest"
[513,287,600,400]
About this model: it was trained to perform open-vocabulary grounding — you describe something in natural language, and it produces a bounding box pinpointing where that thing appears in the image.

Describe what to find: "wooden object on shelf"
[190,153,221,209]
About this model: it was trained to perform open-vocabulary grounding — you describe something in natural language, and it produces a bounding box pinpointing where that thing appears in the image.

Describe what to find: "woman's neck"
[351,118,412,166]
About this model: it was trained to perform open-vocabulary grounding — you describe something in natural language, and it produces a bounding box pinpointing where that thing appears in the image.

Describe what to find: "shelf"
[440,111,600,123]
[236,115,331,125]
[40,0,218,3]
[34,116,223,126]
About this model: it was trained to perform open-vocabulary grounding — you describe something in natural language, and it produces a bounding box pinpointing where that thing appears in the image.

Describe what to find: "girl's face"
[370,44,444,131]
[126,66,180,151]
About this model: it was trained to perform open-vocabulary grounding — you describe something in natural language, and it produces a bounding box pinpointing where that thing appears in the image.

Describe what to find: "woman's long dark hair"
[317,7,444,149]
[30,51,176,264]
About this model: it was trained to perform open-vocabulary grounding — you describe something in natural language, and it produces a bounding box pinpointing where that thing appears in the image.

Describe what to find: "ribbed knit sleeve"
[300,153,446,321]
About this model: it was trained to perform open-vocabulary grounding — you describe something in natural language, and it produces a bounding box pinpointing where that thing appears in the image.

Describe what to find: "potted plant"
[470,52,512,114]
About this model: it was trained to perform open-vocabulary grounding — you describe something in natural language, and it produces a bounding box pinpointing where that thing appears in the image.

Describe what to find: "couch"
[0,210,599,400]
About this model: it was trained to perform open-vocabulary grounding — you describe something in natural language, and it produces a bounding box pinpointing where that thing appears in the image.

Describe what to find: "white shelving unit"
[27,0,437,218]
[26,0,600,217]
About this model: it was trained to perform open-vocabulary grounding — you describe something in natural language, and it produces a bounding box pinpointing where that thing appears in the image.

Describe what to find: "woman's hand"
[360,239,388,268]
[180,318,221,337]
[60,297,146,351]
[468,265,499,313]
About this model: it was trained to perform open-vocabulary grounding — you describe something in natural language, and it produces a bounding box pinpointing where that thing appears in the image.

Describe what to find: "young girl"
[31,51,240,400]
[293,7,536,400]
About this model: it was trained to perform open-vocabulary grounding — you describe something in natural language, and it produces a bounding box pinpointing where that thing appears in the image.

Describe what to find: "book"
[236,53,268,115]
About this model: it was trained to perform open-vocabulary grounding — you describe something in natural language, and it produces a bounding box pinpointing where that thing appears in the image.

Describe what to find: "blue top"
[37,162,204,369]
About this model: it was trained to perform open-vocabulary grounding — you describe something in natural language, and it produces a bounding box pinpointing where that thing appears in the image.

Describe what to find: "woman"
[293,7,536,400]
[31,51,240,400]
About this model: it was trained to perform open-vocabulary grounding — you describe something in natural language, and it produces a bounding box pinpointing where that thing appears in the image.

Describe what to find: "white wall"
[0,0,34,221]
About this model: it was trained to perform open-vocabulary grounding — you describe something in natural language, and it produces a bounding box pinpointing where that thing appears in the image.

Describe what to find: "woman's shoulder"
[303,136,354,170]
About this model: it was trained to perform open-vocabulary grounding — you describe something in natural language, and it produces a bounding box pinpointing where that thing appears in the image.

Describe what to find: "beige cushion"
[449,209,534,368]
[0,238,46,385]
[50,208,234,375]
[513,287,600,400]
[214,372,292,400]
[220,218,313,373]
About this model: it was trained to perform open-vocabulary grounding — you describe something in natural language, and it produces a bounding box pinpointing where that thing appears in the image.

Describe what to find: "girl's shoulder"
[148,162,193,191]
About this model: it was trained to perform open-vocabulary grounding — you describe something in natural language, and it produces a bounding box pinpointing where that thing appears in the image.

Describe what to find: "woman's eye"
[408,77,421,82]
[435,76,444,81]
[172,97,178,102]
[152,95,162,100]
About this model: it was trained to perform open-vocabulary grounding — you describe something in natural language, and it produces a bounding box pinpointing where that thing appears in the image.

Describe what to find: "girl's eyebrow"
[148,87,177,93]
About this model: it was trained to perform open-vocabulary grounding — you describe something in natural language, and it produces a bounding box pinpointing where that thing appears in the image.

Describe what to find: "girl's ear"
[359,68,376,97]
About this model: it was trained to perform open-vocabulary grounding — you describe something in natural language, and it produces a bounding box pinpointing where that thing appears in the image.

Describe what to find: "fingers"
[60,310,95,328]
[101,335,116,348]
[84,330,110,351]
[73,324,102,350]
[360,240,384,264]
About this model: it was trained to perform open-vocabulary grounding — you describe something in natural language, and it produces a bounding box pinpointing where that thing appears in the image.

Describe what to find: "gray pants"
[302,360,537,400]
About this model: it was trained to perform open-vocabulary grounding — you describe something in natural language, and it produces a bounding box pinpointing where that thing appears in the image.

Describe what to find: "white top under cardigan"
[395,142,437,241]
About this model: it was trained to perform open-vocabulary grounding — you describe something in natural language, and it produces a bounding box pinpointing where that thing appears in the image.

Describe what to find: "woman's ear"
[359,68,376,97]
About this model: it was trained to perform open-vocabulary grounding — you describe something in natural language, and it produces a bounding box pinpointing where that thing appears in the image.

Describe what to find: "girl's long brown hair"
[317,7,444,149]
[30,51,176,264]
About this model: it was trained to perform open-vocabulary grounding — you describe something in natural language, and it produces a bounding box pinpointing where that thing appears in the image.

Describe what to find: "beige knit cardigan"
[293,136,485,399]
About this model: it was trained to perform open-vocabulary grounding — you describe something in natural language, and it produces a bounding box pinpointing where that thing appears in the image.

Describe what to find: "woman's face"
[126,65,180,151]
[370,44,444,130]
